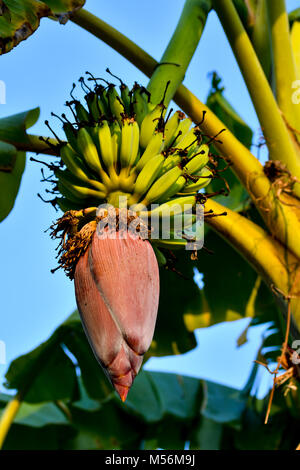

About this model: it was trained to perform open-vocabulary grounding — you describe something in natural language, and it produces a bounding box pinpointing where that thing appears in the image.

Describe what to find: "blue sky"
[0,0,298,397]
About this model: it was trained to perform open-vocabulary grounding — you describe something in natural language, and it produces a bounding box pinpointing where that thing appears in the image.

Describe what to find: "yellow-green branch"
[147,0,210,106]
[213,0,300,196]
[0,393,22,450]
[205,198,300,331]
[71,9,156,77]
[251,0,272,80]
[266,0,300,136]
[1,135,60,156]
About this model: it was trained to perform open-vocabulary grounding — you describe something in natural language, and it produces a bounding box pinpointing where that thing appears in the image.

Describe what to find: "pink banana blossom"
[74,229,160,401]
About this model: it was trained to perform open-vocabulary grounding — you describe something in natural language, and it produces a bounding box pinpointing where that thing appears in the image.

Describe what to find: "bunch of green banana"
[45,72,220,251]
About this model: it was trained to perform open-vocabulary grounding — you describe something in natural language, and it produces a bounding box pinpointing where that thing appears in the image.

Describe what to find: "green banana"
[60,144,104,192]
[55,169,107,200]
[76,127,102,175]
[132,154,165,201]
[49,74,218,257]
[95,85,109,115]
[174,127,200,156]
[107,85,124,124]
[148,195,197,218]
[180,167,212,193]
[156,174,186,202]
[86,125,100,153]
[119,118,140,171]
[97,120,119,185]
[120,83,131,115]
[184,144,209,174]
[74,101,90,123]
[172,117,193,146]
[132,85,149,126]
[85,92,102,122]
[57,183,89,204]
[141,165,183,205]
[139,103,165,149]
[160,154,182,175]
[163,111,182,148]
[153,217,203,250]
[135,131,165,172]
[63,123,80,154]
[159,127,203,176]
[110,120,121,166]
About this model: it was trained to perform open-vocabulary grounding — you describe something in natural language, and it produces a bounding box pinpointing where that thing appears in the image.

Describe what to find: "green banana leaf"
[0,107,40,222]
[0,0,85,55]
[182,227,281,356]
[5,298,199,403]
[2,363,299,450]
[0,150,25,222]
[0,393,75,450]
[2,321,298,450]
[4,333,79,403]
[4,311,109,403]
[147,250,203,358]
[0,107,39,145]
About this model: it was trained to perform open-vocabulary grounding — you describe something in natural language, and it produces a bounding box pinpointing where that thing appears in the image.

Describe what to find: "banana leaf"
[0,0,85,55]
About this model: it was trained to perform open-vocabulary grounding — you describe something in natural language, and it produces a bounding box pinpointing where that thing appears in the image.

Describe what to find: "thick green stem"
[266,0,300,137]
[147,0,210,106]
[71,9,156,77]
[213,0,300,196]
[1,134,60,156]
[251,0,272,80]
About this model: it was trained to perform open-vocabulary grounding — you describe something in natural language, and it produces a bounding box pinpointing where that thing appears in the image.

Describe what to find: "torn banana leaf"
[0,0,85,55]
[0,107,40,222]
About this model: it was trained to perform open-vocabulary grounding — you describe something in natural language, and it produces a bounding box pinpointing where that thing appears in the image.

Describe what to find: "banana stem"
[204,198,300,334]
[0,393,22,450]
[71,9,156,77]
[251,0,272,79]
[213,0,300,196]
[266,0,300,136]
[147,0,210,106]
[1,134,61,156]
